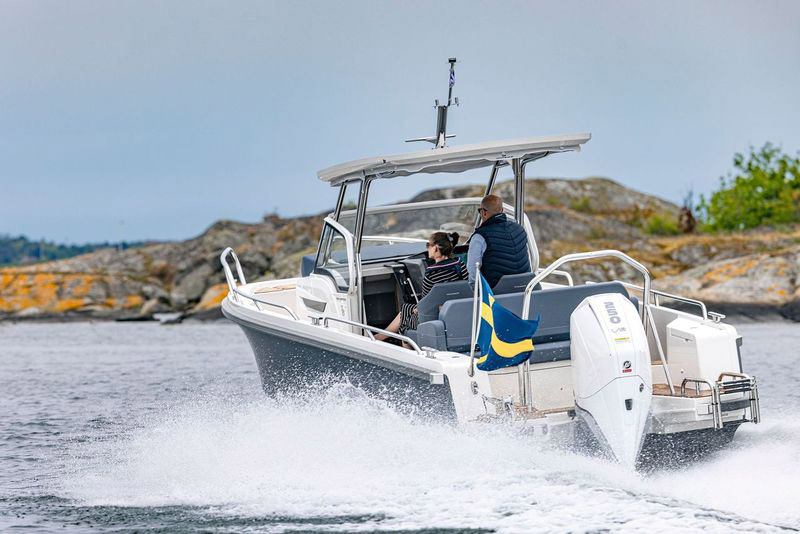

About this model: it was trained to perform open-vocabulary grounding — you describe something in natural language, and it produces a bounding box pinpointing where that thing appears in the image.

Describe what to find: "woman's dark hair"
[429,231,459,257]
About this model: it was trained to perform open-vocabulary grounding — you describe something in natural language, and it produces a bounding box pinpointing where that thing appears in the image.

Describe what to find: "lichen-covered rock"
[655,246,800,317]
[0,270,147,317]
[413,177,680,244]
[192,283,229,312]
[1,176,797,321]
[175,263,215,302]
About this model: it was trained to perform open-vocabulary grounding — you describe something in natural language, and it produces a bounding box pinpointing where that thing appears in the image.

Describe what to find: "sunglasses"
[477,207,488,214]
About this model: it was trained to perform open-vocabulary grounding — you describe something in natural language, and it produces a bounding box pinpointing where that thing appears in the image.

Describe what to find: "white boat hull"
[224,296,752,468]
[224,302,458,420]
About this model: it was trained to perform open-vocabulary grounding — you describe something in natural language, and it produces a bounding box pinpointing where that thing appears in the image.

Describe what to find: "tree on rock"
[700,143,800,231]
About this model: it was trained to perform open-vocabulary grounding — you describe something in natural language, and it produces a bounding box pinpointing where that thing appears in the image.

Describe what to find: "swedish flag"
[475,272,540,372]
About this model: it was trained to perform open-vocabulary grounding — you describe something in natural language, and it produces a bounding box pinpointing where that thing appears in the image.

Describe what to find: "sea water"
[0,321,798,533]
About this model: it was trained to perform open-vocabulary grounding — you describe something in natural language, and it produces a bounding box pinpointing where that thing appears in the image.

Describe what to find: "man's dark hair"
[429,231,459,257]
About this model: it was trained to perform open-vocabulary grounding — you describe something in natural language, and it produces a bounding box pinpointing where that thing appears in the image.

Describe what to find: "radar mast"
[405,58,459,148]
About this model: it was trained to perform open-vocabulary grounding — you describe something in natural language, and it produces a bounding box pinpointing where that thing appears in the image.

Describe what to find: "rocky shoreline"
[2,177,798,323]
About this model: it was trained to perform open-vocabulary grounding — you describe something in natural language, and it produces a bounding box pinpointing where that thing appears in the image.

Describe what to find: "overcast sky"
[2,1,799,243]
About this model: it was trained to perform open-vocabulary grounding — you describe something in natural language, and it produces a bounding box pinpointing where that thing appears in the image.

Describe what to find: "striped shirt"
[421,257,469,297]
[398,257,468,334]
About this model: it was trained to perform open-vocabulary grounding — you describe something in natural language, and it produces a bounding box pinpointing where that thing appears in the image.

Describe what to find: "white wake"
[60,382,799,532]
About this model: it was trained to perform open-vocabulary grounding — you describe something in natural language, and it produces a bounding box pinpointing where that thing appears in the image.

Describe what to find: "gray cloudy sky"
[2,1,799,243]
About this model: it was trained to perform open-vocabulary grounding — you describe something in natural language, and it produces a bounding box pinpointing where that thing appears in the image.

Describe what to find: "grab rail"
[718,371,751,382]
[537,268,574,286]
[519,250,676,401]
[219,247,299,320]
[645,303,675,394]
[681,378,713,396]
[613,280,708,321]
[521,250,651,321]
[220,247,247,289]
[613,280,726,323]
[653,288,707,320]
[708,311,726,322]
[316,315,429,357]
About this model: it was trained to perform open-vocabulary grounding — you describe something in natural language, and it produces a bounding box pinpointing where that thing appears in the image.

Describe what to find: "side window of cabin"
[335,184,360,234]
[315,224,351,292]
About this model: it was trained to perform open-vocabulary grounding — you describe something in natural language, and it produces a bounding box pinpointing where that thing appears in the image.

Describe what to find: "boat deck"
[473,405,574,423]
[653,383,711,398]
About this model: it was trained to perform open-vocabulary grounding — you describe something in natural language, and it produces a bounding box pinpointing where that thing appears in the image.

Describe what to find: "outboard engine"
[570,293,652,468]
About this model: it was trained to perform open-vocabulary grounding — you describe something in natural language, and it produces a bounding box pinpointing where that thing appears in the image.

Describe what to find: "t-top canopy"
[317,133,591,185]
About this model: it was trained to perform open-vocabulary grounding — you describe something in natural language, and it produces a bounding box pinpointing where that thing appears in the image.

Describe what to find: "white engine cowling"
[570,293,652,468]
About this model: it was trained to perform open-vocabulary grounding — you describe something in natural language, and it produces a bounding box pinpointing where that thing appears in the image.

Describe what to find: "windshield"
[338,201,479,246]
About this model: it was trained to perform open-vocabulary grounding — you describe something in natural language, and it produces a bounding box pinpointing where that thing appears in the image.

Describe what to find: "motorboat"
[220,60,760,468]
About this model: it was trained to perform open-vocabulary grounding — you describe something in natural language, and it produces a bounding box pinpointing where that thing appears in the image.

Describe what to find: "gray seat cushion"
[426,282,636,360]
[523,282,631,344]
[492,272,539,294]
[529,339,572,364]
[414,320,447,351]
[416,280,473,324]
[404,328,419,344]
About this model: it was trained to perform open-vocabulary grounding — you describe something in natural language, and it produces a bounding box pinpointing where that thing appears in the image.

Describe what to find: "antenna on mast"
[405,57,459,148]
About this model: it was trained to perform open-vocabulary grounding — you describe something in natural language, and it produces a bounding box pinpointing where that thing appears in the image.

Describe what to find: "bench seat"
[408,282,638,363]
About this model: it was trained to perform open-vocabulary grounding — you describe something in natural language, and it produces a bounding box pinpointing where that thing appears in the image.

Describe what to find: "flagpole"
[468,262,481,377]
[524,358,533,411]
[516,357,534,412]
[447,57,456,106]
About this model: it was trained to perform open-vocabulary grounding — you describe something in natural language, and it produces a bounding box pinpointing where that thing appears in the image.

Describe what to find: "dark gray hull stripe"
[223,307,435,383]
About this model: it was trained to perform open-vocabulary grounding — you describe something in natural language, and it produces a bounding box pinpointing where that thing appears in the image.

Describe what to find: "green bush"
[644,214,680,236]
[545,194,561,206]
[699,143,800,231]
[570,197,592,213]
[587,225,608,240]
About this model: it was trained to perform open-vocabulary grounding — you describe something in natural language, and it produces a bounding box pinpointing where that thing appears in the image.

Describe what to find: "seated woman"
[377,231,467,341]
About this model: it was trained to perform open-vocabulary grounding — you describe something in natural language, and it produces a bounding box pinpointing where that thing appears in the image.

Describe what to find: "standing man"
[467,194,531,287]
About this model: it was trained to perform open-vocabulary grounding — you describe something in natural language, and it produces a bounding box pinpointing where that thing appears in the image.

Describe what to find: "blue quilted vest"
[473,213,531,287]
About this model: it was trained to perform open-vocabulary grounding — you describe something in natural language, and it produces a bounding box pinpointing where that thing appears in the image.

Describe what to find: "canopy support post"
[474,162,502,228]
[485,161,500,196]
[512,158,525,225]
[352,177,372,324]
[332,182,348,221]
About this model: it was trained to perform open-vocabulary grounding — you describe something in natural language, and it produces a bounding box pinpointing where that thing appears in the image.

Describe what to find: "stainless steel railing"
[468,263,572,378]
[712,372,760,429]
[681,378,713,396]
[221,247,430,353]
[540,268,574,286]
[651,287,726,322]
[314,315,429,356]
[219,247,299,320]
[468,262,482,377]
[521,250,652,322]
[518,250,676,401]
[220,247,247,288]
[612,280,708,320]
[608,280,726,323]
[644,302,674,394]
